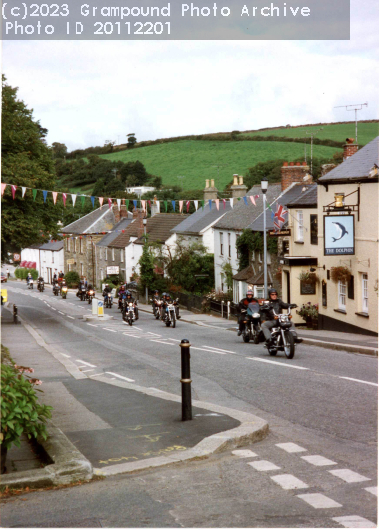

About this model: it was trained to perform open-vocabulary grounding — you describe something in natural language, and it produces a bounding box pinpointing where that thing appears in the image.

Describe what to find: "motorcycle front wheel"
[128,314,133,326]
[283,331,295,359]
[243,328,250,343]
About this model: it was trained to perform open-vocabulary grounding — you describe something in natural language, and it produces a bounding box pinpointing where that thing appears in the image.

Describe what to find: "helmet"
[105,283,108,287]
[162,292,167,297]
[268,288,278,297]
[154,290,159,294]
[246,290,254,297]
[126,290,131,296]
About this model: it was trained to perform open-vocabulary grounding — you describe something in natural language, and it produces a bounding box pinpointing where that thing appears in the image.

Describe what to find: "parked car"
[127,281,138,289]
[1,273,7,283]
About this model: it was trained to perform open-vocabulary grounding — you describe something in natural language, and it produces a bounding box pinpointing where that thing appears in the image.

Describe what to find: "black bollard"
[13,304,18,324]
[180,339,192,421]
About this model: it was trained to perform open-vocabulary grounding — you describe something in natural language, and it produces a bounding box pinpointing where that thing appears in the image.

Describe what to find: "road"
[1,282,377,528]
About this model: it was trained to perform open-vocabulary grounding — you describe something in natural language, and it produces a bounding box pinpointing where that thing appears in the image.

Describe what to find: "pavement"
[0,303,268,488]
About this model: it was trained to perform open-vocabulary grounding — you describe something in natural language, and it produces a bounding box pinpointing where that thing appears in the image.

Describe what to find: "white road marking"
[276,442,307,453]
[105,372,135,382]
[46,304,51,307]
[332,516,376,528]
[89,373,105,378]
[67,316,75,319]
[51,307,56,311]
[328,469,371,483]
[232,450,258,458]
[191,346,227,354]
[81,369,95,373]
[150,340,175,345]
[58,311,65,315]
[297,493,342,509]
[103,328,117,332]
[248,460,280,471]
[364,486,377,497]
[167,338,181,342]
[60,353,71,358]
[76,360,97,367]
[270,474,309,490]
[248,358,309,370]
[133,326,143,330]
[339,376,378,387]
[149,387,163,392]
[86,323,98,327]
[202,345,236,354]
[301,455,337,466]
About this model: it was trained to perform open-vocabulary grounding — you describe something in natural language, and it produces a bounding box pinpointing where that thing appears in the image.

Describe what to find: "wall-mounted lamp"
[334,193,345,207]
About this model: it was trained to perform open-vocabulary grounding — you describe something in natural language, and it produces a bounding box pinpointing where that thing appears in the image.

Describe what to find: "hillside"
[100,140,339,191]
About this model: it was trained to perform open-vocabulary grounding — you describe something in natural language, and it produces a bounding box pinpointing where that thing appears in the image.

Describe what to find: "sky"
[3,0,378,151]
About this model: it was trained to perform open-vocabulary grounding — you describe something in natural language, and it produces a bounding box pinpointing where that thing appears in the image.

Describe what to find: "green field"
[101,140,340,191]
[242,122,378,146]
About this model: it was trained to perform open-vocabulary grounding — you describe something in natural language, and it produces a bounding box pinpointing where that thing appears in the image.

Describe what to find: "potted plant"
[330,266,352,283]
[0,350,52,473]
[297,302,319,329]
[298,270,319,284]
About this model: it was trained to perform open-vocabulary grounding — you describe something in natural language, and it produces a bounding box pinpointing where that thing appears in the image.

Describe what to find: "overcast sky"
[3,0,378,151]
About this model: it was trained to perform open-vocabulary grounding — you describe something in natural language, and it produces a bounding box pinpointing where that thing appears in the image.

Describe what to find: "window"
[67,239,70,252]
[100,269,103,281]
[310,214,318,245]
[297,210,304,241]
[43,251,46,262]
[362,273,368,313]
[73,239,76,253]
[348,276,354,299]
[282,240,289,255]
[80,238,83,254]
[338,281,346,310]
[105,248,108,261]
[220,233,224,256]
[322,281,327,307]
[80,263,84,276]
[255,286,264,299]
[99,247,102,260]
[228,233,231,258]
[112,248,115,261]
[120,249,124,262]
[52,252,54,264]
[236,235,240,259]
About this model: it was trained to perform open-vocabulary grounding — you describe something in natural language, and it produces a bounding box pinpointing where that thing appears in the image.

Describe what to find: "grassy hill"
[100,140,340,191]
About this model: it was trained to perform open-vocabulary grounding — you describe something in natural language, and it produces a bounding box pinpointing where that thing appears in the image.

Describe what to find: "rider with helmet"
[118,284,127,309]
[237,289,260,336]
[261,288,302,348]
[125,290,138,320]
[103,283,113,305]
[161,292,180,320]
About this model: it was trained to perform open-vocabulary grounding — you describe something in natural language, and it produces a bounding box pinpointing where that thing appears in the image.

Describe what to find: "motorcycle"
[150,298,162,320]
[104,293,113,309]
[123,301,136,326]
[262,304,297,359]
[28,278,34,289]
[53,282,60,296]
[61,285,68,299]
[79,285,87,301]
[240,303,263,344]
[87,289,95,304]
[163,301,178,328]
[37,280,44,292]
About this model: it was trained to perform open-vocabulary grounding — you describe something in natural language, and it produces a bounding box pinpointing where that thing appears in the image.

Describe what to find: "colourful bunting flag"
[249,195,256,206]
[171,200,176,212]
[33,189,37,201]
[179,200,183,213]
[108,198,112,209]
[243,196,248,206]
[117,198,121,210]
[62,193,67,207]
[230,198,234,208]
[125,199,129,210]
[208,199,212,210]
[201,200,204,210]
[194,200,198,211]
[186,200,190,213]
[222,199,226,209]
[99,197,104,208]
[141,200,146,212]
[1,183,6,196]
[22,187,27,198]
[52,191,58,204]
[215,199,219,210]
[81,195,85,208]
[148,200,151,209]
[71,194,77,207]
[133,200,137,209]
[91,196,95,208]
[43,190,48,203]
[11,185,17,199]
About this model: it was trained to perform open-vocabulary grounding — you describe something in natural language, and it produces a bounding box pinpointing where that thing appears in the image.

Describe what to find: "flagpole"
[261,178,268,299]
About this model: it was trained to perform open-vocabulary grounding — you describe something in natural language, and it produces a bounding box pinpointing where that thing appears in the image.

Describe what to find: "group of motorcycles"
[150,297,179,328]
[239,300,297,359]
[76,283,95,303]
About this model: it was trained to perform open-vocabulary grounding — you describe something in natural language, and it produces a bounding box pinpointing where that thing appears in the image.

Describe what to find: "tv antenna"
[305,128,323,175]
[212,164,228,179]
[334,102,368,144]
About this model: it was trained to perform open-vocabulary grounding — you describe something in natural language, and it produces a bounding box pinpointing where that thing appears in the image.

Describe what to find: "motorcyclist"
[26,272,32,285]
[37,276,44,284]
[161,292,180,319]
[125,290,138,320]
[151,289,161,310]
[60,278,67,291]
[103,283,113,305]
[52,279,60,294]
[76,279,86,298]
[261,288,302,348]
[53,271,58,282]
[237,290,260,336]
[118,284,127,310]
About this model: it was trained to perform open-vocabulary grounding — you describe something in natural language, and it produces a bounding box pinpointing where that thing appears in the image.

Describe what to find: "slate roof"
[248,183,315,232]
[232,265,272,284]
[286,184,317,208]
[233,265,255,281]
[172,202,232,235]
[61,207,117,235]
[96,219,133,247]
[214,184,282,230]
[109,214,189,248]
[39,240,64,251]
[318,137,379,182]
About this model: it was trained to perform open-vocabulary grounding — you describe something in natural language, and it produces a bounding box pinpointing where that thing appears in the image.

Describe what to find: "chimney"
[120,199,129,219]
[112,201,121,223]
[321,164,336,177]
[281,161,312,191]
[343,138,359,160]
[230,174,247,199]
[133,209,145,239]
[203,179,218,202]
[150,195,161,217]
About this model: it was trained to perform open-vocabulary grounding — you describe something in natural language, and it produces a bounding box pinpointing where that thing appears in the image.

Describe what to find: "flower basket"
[297,302,319,323]
[330,266,352,283]
[298,271,319,284]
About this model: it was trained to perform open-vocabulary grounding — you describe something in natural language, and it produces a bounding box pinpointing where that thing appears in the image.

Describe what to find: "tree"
[138,238,155,293]
[1,76,60,262]
[127,133,137,148]
[51,142,68,159]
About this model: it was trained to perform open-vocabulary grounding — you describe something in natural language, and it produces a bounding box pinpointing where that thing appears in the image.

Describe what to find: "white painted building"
[20,240,64,283]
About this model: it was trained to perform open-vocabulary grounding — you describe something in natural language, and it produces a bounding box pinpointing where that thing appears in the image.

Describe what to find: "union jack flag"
[273,203,287,230]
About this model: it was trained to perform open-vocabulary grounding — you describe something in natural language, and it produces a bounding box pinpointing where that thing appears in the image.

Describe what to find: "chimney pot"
[290,162,294,166]
[211,178,215,188]
[239,176,243,185]
[205,179,210,188]
[283,162,288,167]
[296,162,301,166]
[302,162,307,166]
[233,174,238,186]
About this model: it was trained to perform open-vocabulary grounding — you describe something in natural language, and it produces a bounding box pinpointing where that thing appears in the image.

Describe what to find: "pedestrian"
[6,268,10,279]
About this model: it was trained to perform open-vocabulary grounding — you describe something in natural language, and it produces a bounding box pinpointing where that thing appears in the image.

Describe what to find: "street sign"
[67,259,75,265]
[324,215,355,255]
[13,253,21,262]
[269,229,291,237]
[107,266,119,275]
[97,300,104,317]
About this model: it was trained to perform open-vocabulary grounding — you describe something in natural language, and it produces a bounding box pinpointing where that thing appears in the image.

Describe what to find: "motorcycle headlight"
[129,302,133,307]
[253,312,260,318]
[89,290,94,295]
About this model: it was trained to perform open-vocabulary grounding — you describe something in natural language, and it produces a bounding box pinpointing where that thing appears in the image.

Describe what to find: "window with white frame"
[258,251,262,263]
[100,268,103,281]
[236,234,240,259]
[254,286,264,299]
[80,263,84,276]
[120,249,124,262]
[220,272,224,291]
[52,253,54,263]
[80,238,83,254]
[105,248,108,261]
[73,239,76,252]
[99,247,102,260]
[67,239,70,252]
[228,233,231,258]
[43,251,46,262]
[362,273,368,313]
[220,233,224,256]
[296,210,304,241]
[112,248,115,261]
[338,281,346,310]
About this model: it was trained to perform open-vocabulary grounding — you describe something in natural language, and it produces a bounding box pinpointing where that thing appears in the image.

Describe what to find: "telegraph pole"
[305,128,323,175]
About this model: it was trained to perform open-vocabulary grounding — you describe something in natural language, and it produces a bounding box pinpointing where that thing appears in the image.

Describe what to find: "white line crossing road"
[364,487,377,497]
[76,360,97,367]
[301,455,337,466]
[105,372,135,382]
[248,460,280,471]
[329,469,371,484]
[248,358,309,370]
[270,474,309,490]
[297,493,342,509]
[332,515,376,527]
[202,345,237,354]
[275,442,307,453]
[339,376,378,387]
[232,450,258,458]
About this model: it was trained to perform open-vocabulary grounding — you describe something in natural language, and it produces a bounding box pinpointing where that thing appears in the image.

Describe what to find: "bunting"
[186,200,190,213]
[230,198,234,208]
[208,199,212,210]
[99,197,104,208]
[222,199,226,209]
[11,185,17,199]
[171,200,176,212]
[32,189,37,201]
[91,196,95,208]
[43,190,48,203]
[141,200,146,212]
[215,199,219,210]
[52,191,58,204]
[71,194,77,207]
[133,200,137,209]
[164,201,168,212]
[81,195,86,208]
[194,200,198,211]
[108,198,112,209]
[201,200,205,210]
[249,195,256,206]
[243,196,248,206]
[62,193,67,207]
[179,200,183,213]
[1,183,6,196]
[125,199,129,210]
[116,198,121,210]
[22,187,27,198]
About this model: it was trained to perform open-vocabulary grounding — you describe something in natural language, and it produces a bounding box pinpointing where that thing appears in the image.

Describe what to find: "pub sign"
[324,215,355,256]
